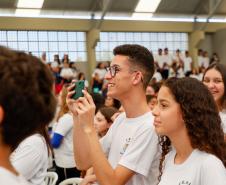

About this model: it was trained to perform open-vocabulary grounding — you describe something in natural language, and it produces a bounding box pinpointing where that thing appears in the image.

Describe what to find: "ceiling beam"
[95,0,113,29]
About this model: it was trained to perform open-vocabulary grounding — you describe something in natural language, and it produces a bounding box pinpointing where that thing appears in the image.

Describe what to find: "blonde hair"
[56,85,69,121]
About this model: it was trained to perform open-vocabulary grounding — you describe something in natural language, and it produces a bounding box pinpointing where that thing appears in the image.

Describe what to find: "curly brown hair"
[158,77,226,182]
[0,46,56,151]
[113,44,154,89]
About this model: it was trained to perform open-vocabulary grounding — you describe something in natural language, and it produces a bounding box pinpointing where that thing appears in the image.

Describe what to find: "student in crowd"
[80,106,118,184]
[51,85,81,184]
[146,95,157,111]
[0,46,56,184]
[152,77,226,185]
[104,96,121,109]
[202,62,226,140]
[67,44,160,185]
[94,106,118,138]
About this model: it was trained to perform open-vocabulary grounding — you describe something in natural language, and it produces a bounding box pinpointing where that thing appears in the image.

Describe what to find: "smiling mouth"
[108,83,115,87]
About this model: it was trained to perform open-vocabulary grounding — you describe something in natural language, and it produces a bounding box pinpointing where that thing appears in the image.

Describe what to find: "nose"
[105,70,112,80]
[152,104,159,117]
[207,81,216,89]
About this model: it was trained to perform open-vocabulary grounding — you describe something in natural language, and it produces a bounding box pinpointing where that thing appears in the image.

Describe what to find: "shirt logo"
[179,181,191,185]
[120,137,132,155]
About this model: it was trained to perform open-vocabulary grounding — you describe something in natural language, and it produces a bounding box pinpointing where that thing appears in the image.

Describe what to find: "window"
[96,32,188,61]
[0,30,87,62]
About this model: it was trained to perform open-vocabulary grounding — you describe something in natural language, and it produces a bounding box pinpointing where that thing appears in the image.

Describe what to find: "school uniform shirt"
[53,113,76,168]
[0,167,29,185]
[158,149,226,185]
[10,134,48,185]
[219,111,226,134]
[100,112,160,185]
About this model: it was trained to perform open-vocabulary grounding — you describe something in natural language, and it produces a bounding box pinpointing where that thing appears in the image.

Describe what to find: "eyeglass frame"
[105,65,144,82]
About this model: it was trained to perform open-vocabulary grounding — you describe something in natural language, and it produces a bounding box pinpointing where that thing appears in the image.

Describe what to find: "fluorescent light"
[135,0,161,12]
[17,0,44,9]
[15,9,41,16]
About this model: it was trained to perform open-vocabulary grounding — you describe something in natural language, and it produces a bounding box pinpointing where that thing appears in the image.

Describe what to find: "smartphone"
[72,80,85,100]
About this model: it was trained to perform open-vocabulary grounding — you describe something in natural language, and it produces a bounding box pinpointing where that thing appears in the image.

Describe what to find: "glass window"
[18,31,28,41]
[58,42,68,51]
[77,42,85,51]
[18,42,28,51]
[49,42,58,52]
[0,41,7,47]
[39,42,49,51]
[28,31,38,41]
[58,32,67,41]
[68,32,77,41]
[7,31,17,41]
[117,32,126,41]
[8,42,18,50]
[68,52,77,61]
[29,42,39,51]
[97,32,188,60]
[77,32,85,41]
[125,33,134,41]
[48,32,58,41]
[100,32,108,41]
[109,32,117,41]
[142,33,150,41]
[134,32,142,41]
[100,42,108,51]
[77,52,86,62]
[68,42,77,51]
[38,31,48,41]
[0,31,7,41]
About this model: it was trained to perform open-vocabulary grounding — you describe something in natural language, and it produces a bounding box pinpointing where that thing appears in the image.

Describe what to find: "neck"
[120,90,150,118]
[0,144,18,175]
[169,130,194,164]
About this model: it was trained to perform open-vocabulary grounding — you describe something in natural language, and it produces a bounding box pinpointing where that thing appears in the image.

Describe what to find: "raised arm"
[66,84,92,170]
[74,90,135,185]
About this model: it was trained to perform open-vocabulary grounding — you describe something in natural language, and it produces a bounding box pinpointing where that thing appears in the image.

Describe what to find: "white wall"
[198,33,213,57]
[213,29,226,64]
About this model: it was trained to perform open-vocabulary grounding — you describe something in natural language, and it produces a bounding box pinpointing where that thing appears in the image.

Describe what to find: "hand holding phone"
[72,80,85,100]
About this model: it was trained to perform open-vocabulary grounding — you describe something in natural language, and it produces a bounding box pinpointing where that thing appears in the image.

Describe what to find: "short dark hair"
[99,106,118,123]
[113,44,154,89]
[203,62,226,109]
[0,46,57,151]
[158,77,226,181]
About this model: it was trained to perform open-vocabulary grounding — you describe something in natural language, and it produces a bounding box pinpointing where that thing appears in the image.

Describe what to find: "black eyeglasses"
[105,66,121,77]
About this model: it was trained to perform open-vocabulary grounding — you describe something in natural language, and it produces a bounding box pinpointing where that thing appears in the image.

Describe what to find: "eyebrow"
[110,64,120,68]
[158,99,170,103]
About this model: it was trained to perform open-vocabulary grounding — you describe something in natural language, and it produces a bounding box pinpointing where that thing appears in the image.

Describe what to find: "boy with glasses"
[67,44,160,185]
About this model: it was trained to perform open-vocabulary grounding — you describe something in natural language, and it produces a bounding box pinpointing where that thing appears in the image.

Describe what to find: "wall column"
[86,28,100,82]
[189,30,205,68]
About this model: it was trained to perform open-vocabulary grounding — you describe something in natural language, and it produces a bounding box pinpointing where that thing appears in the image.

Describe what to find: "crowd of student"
[0,44,225,185]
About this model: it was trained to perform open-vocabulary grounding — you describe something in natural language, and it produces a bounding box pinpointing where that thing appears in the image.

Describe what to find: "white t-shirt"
[10,134,48,185]
[92,68,106,80]
[60,67,74,79]
[219,111,226,133]
[100,112,160,185]
[183,56,192,73]
[53,113,76,168]
[159,149,226,185]
[0,167,29,185]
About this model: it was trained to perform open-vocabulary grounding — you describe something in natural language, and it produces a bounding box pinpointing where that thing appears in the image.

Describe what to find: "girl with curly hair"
[152,77,226,185]
[203,62,226,140]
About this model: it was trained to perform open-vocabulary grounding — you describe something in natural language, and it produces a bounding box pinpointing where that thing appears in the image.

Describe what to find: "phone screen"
[72,80,85,100]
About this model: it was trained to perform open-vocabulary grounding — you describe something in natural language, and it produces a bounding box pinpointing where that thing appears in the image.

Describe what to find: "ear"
[132,71,143,85]
[0,106,4,124]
